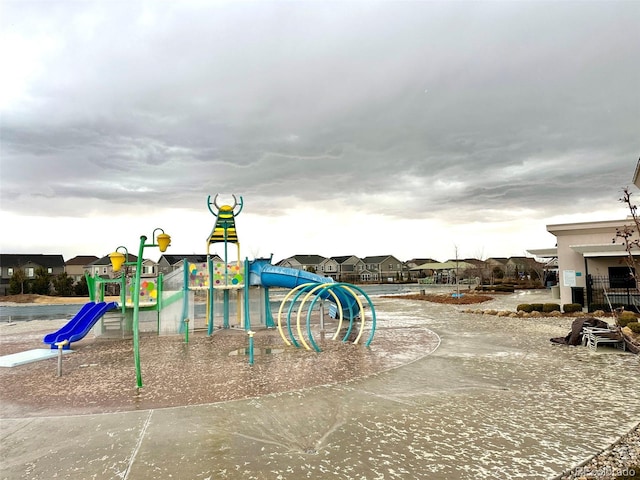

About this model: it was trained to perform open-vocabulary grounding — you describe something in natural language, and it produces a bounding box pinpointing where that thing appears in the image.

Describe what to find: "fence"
[587,275,640,313]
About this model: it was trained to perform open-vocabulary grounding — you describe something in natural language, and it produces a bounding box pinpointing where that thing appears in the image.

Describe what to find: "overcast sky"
[1,1,639,264]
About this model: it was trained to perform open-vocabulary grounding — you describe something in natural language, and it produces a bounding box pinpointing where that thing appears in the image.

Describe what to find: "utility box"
[571,286,585,306]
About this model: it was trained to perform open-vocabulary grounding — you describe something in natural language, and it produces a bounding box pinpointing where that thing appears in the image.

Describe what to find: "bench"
[581,326,626,351]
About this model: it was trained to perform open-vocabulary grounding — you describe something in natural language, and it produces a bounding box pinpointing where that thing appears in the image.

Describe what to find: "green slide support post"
[86,272,96,303]
[180,258,189,336]
[157,273,164,333]
[207,256,215,336]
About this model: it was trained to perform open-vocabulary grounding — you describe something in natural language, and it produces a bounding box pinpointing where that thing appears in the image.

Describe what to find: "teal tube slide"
[249,262,358,318]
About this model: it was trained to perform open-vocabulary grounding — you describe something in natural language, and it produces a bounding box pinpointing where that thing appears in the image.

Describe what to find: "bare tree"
[613,187,640,353]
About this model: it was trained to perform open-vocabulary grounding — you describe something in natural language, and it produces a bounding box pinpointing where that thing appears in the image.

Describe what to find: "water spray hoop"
[276,282,377,352]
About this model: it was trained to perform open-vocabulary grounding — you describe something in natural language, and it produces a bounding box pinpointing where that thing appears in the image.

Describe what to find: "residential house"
[319,257,339,279]
[505,256,545,282]
[486,257,509,279]
[0,254,65,295]
[65,255,99,283]
[277,255,327,274]
[88,254,139,279]
[157,254,214,275]
[363,255,405,283]
[326,256,370,282]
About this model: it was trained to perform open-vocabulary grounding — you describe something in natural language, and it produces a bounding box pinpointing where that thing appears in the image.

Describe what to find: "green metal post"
[157,273,163,333]
[181,258,189,335]
[244,258,250,331]
[132,235,146,389]
[207,256,214,335]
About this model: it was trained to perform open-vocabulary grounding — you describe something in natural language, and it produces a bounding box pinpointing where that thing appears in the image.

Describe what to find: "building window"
[25,267,34,277]
[103,267,107,275]
[7,268,13,276]
[47,267,53,274]
[95,268,100,275]
[609,266,635,288]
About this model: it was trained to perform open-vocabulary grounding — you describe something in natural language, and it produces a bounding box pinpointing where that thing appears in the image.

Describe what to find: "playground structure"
[80,194,376,356]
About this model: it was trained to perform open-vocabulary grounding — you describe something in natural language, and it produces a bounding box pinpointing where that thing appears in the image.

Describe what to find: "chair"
[581,326,626,351]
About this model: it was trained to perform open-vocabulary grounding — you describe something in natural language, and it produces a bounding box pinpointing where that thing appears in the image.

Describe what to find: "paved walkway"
[1,291,639,479]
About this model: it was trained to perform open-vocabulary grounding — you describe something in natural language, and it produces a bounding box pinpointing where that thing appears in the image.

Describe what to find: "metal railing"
[587,275,640,312]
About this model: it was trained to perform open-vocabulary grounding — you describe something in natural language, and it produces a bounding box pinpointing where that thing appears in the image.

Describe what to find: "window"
[47,267,53,274]
[389,263,392,270]
[7,268,13,276]
[609,267,635,288]
[95,267,100,275]
[102,267,107,275]
[25,267,34,277]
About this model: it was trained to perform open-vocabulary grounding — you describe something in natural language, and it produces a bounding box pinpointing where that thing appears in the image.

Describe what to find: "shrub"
[627,322,640,333]
[531,303,544,312]
[619,310,637,320]
[589,303,625,313]
[618,313,638,328]
[517,304,533,313]
[542,303,561,313]
[563,303,583,313]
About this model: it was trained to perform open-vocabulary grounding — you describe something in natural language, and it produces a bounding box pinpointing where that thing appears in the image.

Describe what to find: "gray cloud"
[2,1,639,230]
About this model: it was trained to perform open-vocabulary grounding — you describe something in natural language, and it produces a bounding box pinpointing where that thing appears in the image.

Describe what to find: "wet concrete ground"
[1,289,639,479]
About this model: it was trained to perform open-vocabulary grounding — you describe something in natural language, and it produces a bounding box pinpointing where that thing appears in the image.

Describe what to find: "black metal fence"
[586,275,640,312]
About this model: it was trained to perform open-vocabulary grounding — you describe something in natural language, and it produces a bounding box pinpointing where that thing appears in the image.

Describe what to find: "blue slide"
[249,261,358,318]
[43,301,119,349]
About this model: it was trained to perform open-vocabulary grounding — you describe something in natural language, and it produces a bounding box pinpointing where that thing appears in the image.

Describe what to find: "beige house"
[530,219,637,310]
[278,254,327,274]
[529,159,640,311]
[325,256,368,282]
[65,255,99,283]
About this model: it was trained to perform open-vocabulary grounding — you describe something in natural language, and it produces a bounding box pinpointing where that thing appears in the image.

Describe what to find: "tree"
[52,272,74,296]
[612,186,640,353]
[31,267,52,295]
[492,266,504,280]
[74,275,89,296]
[8,268,28,295]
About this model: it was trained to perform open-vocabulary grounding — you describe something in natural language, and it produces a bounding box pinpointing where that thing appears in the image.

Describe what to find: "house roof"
[288,255,327,265]
[65,255,99,266]
[0,254,65,268]
[487,257,508,265]
[363,255,396,264]
[330,255,357,264]
[406,258,438,265]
